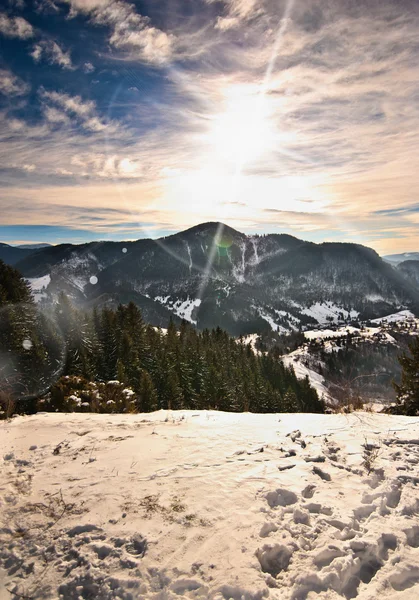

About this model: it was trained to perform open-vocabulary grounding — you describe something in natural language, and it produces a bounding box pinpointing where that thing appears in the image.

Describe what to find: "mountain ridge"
[1,222,418,335]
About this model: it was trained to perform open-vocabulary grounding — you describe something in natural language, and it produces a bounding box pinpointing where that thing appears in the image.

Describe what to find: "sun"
[207,87,275,165]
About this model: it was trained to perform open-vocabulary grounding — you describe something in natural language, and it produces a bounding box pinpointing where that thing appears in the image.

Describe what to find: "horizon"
[1,1,419,253]
[1,220,418,257]
[1,219,419,257]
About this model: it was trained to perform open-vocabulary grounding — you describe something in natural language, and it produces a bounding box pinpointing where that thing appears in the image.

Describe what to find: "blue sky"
[0,0,419,253]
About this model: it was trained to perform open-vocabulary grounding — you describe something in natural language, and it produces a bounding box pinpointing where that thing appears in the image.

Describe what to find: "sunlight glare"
[208,87,274,164]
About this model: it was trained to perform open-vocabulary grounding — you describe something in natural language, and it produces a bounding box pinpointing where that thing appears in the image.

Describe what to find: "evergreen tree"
[136,369,158,412]
[0,267,324,417]
[394,337,419,415]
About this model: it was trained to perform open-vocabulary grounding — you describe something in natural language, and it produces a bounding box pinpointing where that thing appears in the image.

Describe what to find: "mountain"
[383,252,419,266]
[16,243,52,249]
[396,259,419,290]
[0,243,35,266]
[10,222,419,335]
[0,243,52,265]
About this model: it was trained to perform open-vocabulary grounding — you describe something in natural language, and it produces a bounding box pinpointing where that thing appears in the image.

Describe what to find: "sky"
[0,0,419,254]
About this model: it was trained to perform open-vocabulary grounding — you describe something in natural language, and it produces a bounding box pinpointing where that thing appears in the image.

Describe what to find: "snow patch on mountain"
[301,302,359,324]
[154,296,201,324]
[282,349,330,400]
[273,309,300,330]
[371,310,415,324]
[365,294,385,303]
[252,305,290,333]
[27,274,51,303]
[304,325,396,344]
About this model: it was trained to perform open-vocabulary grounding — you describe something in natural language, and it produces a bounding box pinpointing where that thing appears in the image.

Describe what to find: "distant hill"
[383,252,419,266]
[396,260,419,290]
[16,243,52,250]
[0,243,35,266]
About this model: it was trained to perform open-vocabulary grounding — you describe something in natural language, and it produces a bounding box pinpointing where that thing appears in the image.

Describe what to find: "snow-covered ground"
[300,303,359,325]
[371,310,416,325]
[282,351,331,401]
[303,326,396,345]
[27,275,51,303]
[1,411,419,600]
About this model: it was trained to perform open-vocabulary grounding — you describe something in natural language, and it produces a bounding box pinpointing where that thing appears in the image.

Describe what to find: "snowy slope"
[1,411,419,600]
[301,303,359,325]
[371,310,416,324]
[26,274,51,303]
[282,350,331,401]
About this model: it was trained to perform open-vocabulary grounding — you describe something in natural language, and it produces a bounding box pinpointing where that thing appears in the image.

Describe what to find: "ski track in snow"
[1,411,419,600]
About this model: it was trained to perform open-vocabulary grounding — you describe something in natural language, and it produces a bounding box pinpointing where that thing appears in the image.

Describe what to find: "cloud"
[0,12,33,38]
[83,62,95,73]
[8,0,26,9]
[34,0,59,13]
[1,0,419,253]
[43,105,71,125]
[61,0,173,65]
[214,0,263,30]
[31,39,74,69]
[39,89,119,133]
[0,68,30,96]
[41,89,95,117]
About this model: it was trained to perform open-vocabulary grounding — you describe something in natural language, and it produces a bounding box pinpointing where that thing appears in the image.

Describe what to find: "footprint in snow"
[312,466,331,481]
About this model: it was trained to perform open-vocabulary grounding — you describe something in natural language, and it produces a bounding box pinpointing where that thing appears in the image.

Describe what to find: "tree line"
[0,259,324,415]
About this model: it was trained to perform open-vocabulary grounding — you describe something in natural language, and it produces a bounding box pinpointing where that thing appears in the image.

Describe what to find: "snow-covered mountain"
[8,222,419,335]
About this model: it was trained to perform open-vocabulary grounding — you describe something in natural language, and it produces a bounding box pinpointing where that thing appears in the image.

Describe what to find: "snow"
[365,294,385,303]
[253,306,289,333]
[301,302,359,325]
[304,325,396,345]
[1,410,419,599]
[174,298,201,324]
[185,242,192,273]
[282,350,330,400]
[27,274,51,303]
[241,333,261,353]
[154,296,202,324]
[27,274,51,292]
[371,310,416,324]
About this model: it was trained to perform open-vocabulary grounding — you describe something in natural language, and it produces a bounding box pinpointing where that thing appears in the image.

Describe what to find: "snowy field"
[1,411,419,600]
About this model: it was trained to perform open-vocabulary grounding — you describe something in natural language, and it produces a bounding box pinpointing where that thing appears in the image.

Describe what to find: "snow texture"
[1,411,419,599]
[371,310,416,324]
[154,296,202,324]
[27,275,51,303]
[301,302,359,325]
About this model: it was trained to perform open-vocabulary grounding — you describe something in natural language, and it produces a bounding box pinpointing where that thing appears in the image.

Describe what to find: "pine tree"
[283,387,299,412]
[136,369,158,412]
[394,337,419,415]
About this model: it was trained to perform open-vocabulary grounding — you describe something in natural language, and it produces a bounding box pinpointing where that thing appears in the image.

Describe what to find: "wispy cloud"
[62,0,174,65]
[1,0,419,252]
[39,89,119,132]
